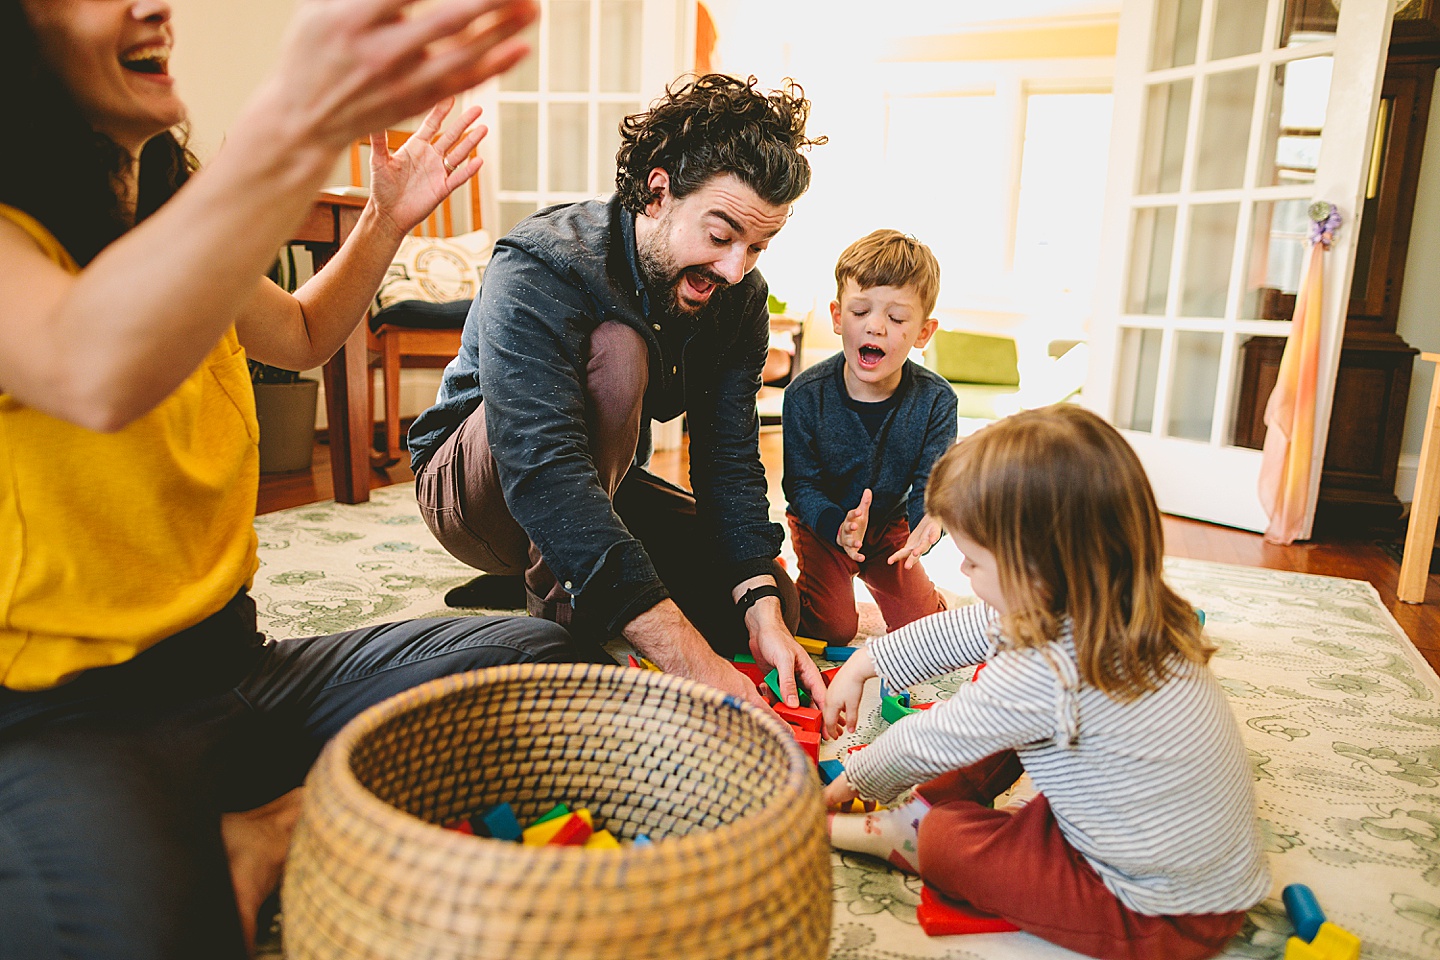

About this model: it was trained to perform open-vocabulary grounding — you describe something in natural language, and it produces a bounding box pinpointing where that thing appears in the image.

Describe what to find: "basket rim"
[308,661,818,862]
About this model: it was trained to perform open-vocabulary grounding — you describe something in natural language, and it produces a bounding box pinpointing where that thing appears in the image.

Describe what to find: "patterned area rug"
[252,486,1440,960]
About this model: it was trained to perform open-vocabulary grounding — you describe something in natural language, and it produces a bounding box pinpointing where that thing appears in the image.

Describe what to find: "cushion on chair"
[373,229,492,310]
[923,330,1020,386]
[369,298,472,332]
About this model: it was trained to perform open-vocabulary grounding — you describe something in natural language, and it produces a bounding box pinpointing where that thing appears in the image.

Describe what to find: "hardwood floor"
[258,431,1440,674]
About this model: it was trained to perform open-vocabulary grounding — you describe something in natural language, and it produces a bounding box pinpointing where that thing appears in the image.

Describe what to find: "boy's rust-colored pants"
[787,512,944,643]
[914,751,1247,960]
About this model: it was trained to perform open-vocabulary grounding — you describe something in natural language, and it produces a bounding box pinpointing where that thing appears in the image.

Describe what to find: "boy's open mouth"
[858,345,886,369]
[121,46,169,76]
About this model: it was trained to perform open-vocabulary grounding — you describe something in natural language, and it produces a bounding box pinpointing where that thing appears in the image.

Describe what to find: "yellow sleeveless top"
[0,204,260,690]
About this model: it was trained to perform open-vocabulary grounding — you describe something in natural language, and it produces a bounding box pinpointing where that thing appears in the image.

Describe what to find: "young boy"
[782,230,958,643]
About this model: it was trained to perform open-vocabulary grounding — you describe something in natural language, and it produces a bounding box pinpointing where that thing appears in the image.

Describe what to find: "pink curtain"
[1257,240,1327,544]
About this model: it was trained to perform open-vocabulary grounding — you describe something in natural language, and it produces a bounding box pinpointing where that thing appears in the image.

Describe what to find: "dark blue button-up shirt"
[409,196,784,633]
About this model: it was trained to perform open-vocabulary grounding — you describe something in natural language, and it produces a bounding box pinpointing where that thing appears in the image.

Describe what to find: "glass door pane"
[1211,0,1269,60]
[1240,198,1309,320]
[1180,202,1239,318]
[1126,206,1177,315]
[1150,0,1202,69]
[1194,67,1257,191]
[1138,79,1192,194]
[1167,331,1223,440]
[548,0,590,92]
[1115,327,1165,433]
[1258,56,1332,185]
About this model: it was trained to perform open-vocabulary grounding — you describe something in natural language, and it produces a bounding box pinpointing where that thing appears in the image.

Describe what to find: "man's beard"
[637,218,729,319]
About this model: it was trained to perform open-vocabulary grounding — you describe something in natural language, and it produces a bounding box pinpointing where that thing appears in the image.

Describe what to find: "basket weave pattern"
[283,662,831,959]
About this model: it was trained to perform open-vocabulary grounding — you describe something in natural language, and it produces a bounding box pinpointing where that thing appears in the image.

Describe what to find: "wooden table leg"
[1399,353,1440,603]
[322,322,371,504]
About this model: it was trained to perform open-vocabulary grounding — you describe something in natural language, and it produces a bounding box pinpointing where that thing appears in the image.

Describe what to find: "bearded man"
[408,74,826,711]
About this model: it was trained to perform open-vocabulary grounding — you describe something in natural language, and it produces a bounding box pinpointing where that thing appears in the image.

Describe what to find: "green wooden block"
[764,667,812,706]
[882,694,919,725]
[734,653,756,664]
[530,803,570,827]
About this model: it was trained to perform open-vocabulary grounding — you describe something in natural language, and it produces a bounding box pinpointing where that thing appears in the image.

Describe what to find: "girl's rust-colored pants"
[914,751,1247,960]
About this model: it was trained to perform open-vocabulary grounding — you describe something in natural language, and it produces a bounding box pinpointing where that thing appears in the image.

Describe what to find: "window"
[487,0,688,236]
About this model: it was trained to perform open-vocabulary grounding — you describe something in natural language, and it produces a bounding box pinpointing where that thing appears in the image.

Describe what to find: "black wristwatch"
[735,584,782,617]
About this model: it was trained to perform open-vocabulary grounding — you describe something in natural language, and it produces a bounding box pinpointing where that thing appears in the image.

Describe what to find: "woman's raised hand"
[257,0,537,155]
[367,98,487,238]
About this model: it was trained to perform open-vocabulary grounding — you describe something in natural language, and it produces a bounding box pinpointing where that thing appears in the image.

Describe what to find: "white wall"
[1394,78,1440,504]
[167,0,294,161]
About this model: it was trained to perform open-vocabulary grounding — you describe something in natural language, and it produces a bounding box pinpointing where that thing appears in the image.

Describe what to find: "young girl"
[821,404,1269,960]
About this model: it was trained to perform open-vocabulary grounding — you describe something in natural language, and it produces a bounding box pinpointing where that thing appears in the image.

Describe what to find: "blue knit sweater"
[782,353,958,548]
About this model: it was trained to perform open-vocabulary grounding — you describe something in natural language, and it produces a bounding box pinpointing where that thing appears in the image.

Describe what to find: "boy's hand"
[822,645,876,739]
[822,770,861,808]
[837,488,872,562]
[888,514,942,569]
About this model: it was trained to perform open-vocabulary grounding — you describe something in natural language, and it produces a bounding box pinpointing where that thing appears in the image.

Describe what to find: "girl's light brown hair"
[926,404,1212,699]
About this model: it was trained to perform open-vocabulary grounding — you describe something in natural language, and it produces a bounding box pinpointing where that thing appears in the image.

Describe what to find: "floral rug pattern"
[252,486,1440,960]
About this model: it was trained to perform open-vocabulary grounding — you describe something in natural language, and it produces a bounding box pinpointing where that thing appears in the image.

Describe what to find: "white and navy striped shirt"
[846,604,1271,917]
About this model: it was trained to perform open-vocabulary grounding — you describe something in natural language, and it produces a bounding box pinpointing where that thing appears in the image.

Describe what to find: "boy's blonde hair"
[834,229,940,316]
[926,404,1212,700]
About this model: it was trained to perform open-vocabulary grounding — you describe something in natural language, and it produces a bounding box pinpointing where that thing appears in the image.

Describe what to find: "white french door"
[1085,0,1394,534]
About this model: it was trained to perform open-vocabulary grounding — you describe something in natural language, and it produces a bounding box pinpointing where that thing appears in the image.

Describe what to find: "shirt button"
[671,366,678,375]
[563,580,572,590]
[652,324,661,331]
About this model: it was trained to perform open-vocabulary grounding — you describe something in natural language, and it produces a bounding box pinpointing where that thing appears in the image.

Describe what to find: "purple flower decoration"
[1308,201,1342,247]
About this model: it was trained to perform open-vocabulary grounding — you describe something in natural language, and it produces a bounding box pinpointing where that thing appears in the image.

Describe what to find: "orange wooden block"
[774,702,822,734]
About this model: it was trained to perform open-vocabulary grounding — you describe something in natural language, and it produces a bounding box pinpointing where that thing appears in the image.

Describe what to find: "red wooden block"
[774,702,822,734]
[917,886,1020,936]
[627,654,642,669]
[914,701,935,710]
[733,661,769,685]
[821,667,841,686]
[546,813,594,847]
[443,818,475,835]
[791,728,820,763]
[847,743,867,754]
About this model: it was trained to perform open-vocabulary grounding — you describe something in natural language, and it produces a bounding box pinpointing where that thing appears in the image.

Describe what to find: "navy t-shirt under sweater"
[782,353,958,550]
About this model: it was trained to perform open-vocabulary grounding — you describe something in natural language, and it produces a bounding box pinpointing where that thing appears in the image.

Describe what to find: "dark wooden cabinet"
[1233,33,1439,528]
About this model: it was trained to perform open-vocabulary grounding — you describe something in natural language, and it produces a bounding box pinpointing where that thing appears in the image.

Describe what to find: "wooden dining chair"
[350,130,484,465]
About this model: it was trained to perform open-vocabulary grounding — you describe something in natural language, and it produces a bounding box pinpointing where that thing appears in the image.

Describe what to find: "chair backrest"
[349,129,482,238]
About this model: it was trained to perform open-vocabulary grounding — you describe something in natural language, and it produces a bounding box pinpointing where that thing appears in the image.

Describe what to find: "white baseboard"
[1396,454,1419,506]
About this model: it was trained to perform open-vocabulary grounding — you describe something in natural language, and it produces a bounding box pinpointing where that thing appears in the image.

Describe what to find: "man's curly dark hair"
[614,74,825,215]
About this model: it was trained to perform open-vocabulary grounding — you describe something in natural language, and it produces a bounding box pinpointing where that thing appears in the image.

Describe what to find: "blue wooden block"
[634,834,653,846]
[480,802,523,842]
[818,759,845,785]
[824,645,857,661]
[1283,884,1325,943]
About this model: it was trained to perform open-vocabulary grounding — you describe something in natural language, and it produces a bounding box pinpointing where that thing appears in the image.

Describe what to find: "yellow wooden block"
[1283,924,1360,960]
[637,656,662,672]
[584,829,621,850]
[522,809,593,846]
[1311,924,1360,960]
[794,635,827,656]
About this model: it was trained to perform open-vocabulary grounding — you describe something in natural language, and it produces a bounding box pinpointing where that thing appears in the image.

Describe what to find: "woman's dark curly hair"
[615,73,825,215]
[1,0,196,266]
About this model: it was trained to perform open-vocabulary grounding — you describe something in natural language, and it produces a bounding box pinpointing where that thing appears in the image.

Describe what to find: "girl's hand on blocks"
[822,770,861,807]
[822,646,876,739]
[837,489,873,562]
[888,514,942,569]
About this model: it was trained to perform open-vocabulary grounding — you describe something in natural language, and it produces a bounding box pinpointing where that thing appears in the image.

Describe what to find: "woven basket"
[282,662,831,959]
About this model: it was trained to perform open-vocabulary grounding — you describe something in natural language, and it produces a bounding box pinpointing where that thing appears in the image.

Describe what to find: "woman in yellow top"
[0,1,601,956]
